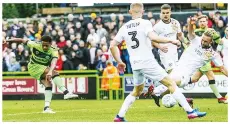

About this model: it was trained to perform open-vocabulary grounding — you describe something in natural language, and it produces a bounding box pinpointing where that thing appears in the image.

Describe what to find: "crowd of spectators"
[2,10,228,75]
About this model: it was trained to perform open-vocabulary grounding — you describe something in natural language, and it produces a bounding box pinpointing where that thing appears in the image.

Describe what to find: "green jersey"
[194,28,206,37]
[194,28,221,44]
[27,41,58,66]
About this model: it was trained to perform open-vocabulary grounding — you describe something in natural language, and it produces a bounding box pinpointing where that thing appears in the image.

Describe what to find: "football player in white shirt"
[148,17,227,104]
[110,3,206,122]
[217,26,228,103]
[152,4,184,73]
[186,15,227,104]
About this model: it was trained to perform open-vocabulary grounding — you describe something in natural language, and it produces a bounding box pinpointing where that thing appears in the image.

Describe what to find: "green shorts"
[199,62,212,74]
[28,62,47,80]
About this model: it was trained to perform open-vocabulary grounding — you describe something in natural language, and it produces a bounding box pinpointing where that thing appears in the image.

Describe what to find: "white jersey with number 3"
[114,18,155,70]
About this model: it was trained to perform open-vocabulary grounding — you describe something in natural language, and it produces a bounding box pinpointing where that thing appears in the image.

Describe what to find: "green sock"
[44,88,52,107]
[53,76,67,92]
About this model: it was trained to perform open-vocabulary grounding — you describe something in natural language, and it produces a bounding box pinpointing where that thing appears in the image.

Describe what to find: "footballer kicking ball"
[162,94,177,108]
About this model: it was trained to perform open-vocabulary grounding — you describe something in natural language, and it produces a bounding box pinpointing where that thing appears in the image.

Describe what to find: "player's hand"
[159,46,168,53]
[171,40,180,46]
[187,16,197,25]
[46,71,52,82]
[117,62,126,72]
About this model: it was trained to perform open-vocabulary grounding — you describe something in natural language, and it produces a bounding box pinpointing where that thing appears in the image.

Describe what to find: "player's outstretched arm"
[148,32,180,46]
[3,38,28,44]
[187,17,196,40]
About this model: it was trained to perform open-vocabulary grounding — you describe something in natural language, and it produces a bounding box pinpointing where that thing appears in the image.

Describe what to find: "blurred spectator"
[215,11,226,26]
[15,44,25,62]
[84,23,94,41]
[87,28,100,44]
[214,20,225,38]
[62,55,74,70]
[46,15,55,29]
[96,55,107,75]
[79,41,90,67]
[63,40,73,59]
[57,36,67,48]
[75,22,84,37]
[17,21,26,38]
[109,13,117,29]
[96,23,108,40]
[208,11,215,28]
[94,48,103,66]
[75,33,84,45]
[59,15,66,30]
[118,14,125,29]
[56,49,64,70]
[77,14,87,29]
[89,41,98,69]
[71,44,82,69]
[96,16,104,28]
[7,54,21,72]
[147,11,153,20]
[51,30,58,41]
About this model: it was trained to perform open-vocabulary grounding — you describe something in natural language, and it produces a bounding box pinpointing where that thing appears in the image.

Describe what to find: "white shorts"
[169,64,198,88]
[132,61,168,86]
[159,52,178,72]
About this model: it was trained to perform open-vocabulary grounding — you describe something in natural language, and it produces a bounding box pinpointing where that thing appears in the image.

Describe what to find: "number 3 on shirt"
[128,31,139,49]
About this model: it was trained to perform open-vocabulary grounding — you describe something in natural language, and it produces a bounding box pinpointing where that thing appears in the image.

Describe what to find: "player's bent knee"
[52,71,60,79]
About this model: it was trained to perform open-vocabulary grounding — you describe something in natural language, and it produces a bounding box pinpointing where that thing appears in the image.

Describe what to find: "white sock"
[210,84,222,98]
[45,101,50,107]
[172,86,193,112]
[153,85,168,96]
[118,94,136,117]
[44,90,52,107]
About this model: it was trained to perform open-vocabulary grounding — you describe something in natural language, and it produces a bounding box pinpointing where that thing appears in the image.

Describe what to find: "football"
[162,94,177,108]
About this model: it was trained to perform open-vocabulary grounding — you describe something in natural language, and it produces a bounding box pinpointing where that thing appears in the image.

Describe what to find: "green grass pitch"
[2,99,228,122]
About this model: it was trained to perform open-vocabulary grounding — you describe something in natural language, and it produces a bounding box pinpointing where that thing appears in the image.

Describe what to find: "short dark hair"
[161,4,171,10]
[41,35,52,43]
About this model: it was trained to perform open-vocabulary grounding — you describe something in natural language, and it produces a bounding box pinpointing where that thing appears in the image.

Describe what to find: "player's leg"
[219,65,228,77]
[160,76,206,119]
[114,70,145,122]
[190,70,203,84]
[39,78,55,113]
[143,64,206,119]
[44,68,78,99]
[27,63,55,113]
[205,70,227,103]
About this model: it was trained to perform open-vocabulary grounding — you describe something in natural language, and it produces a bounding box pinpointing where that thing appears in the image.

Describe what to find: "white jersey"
[175,36,223,76]
[114,18,155,70]
[153,18,181,54]
[170,36,223,87]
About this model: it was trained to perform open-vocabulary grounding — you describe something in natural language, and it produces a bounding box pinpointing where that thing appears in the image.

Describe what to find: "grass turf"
[2,99,228,122]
